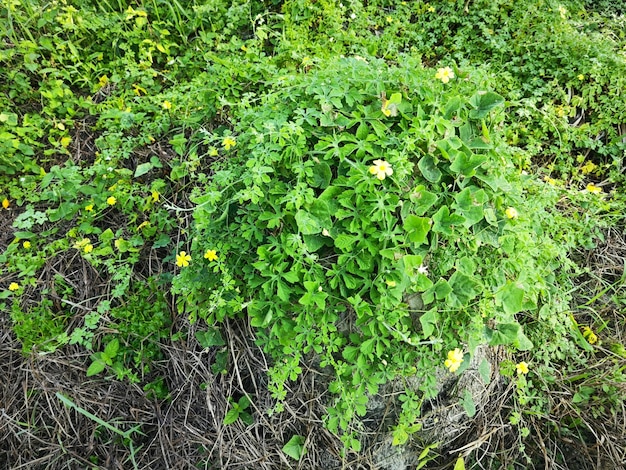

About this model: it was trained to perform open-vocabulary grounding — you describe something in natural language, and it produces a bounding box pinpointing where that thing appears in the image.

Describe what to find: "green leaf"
[409,185,438,215]
[392,426,409,446]
[453,186,488,227]
[495,282,525,317]
[449,151,487,177]
[134,162,153,178]
[282,435,305,460]
[419,308,438,337]
[417,155,442,183]
[86,360,106,377]
[311,161,332,189]
[295,199,331,235]
[334,233,358,251]
[432,206,465,235]
[468,91,505,119]
[103,338,119,359]
[462,390,476,417]
[223,408,240,426]
[448,271,481,306]
[478,358,492,384]
[403,215,431,244]
[453,456,466,470]
[196,328,226,348]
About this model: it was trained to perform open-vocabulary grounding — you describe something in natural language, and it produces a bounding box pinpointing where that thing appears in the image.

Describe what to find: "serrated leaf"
[432,206,465,235]
[282,435,305,460]
[103,338,119,359]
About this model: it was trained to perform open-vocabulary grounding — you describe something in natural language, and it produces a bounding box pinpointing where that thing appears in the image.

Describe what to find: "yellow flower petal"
[204,249,218,262]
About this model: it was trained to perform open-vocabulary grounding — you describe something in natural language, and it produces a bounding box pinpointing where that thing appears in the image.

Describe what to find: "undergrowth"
[1,0,625,468]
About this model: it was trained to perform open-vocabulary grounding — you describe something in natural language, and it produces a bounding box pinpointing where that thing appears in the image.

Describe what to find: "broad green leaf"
[381,92,402,117]
[356,122,369,140]
[432,206,465,235]
[134,162,153,178]
[409,185,438,215]
[282,435,305,460]
[196,328,226,348]
[295,210,320,235]
[448,271,481,306]
[103,338,119,359]
[449,150,487,177]
[311,162,332,188]
[479,358,492,384]
[453,186,488,227]
[419,308,438,337]
[418,155,442,183]
[223,408,240,425]
[462,389,476,417]
[360,338,376,356]
[496,282,525,316]
[468,91,504,119]
[403,215,431,244]
[86,360,106,377]
[334,233,358,251]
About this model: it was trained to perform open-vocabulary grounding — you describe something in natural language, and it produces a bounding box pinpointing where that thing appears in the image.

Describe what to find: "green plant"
[223,395,254,426]
[174,55,602,448]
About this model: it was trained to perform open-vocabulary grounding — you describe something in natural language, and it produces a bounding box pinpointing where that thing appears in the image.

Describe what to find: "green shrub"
[174,56,600,446]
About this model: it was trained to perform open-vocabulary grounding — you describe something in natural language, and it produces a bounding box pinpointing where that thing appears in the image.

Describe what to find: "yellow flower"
[582,326,598,345]
[209,147,218,156]
[2,198,9,209]
[9,282,20,291]
[151,190,160,202]
[204,249,218,262]
[162,100,172,110]
[222,136,236,150]
[98,75,109,88]
[107,196,117,205]
[435,66,454,84]
[385,279,397,288]
[132,83,147,96]
[505,207,519,219]
[558,5,567,19]
[23,241,31,249]
[84,243,94,253]
[176,251,191,267]
[369,159,393,180]
[428,6,435,12]
[60,136,71,148]
[586,183,602,194]
[444,348,464,373]
[580,161,597,175]
[85,204,94,212]
[516,361,529,375]
[577,74,585,81]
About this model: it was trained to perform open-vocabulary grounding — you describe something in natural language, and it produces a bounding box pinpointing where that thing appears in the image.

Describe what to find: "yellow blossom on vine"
[9,282,19,291]
[23,241,31,249]
[83,243,94,253]
[151,190,160,202]
[580,161,597,174]
[586,183,602,194]
[577,74,585,81]
[444,348,464,373]
[204,249,218,262]
[582,326,598,345]
[516,361,529,375]
[176,251,191,267]
[162,100,172,110]
[2,198,9,209]
[505,207,519,219]
[107,196,117,205]
[222,136,236,150]
[61,136,71,148]
[435,66,454,84]
[369,159,393,180]
[85,204,94,212]
[385,279,397,288]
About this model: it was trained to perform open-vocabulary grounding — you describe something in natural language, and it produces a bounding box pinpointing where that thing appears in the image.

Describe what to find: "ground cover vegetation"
[1,0,625,468]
